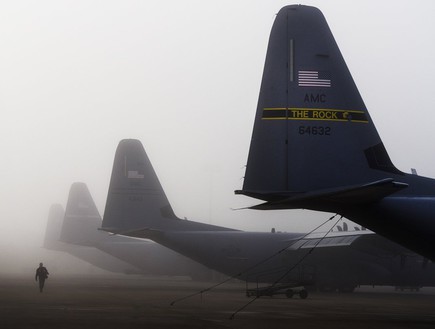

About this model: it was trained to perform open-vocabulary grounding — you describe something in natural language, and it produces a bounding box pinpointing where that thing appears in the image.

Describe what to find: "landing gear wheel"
[299,289,308,299]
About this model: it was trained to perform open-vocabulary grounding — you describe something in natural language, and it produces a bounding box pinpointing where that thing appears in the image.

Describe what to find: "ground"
[1,274,435,329]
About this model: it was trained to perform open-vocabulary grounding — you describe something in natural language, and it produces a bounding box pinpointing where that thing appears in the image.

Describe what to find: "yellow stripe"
[262,107,368,123]
[263,107,365,114]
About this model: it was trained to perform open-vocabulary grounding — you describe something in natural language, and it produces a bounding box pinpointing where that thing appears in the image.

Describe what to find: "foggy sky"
[1,0,434,273]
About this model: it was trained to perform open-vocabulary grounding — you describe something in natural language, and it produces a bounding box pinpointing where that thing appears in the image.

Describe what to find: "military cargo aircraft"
[235,5,435,261]
[101,139,435,292]
[45,184,216,280]
[44,204,144,274]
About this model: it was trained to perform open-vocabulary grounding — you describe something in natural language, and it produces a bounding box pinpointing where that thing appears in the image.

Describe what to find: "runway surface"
[1,274,435,329]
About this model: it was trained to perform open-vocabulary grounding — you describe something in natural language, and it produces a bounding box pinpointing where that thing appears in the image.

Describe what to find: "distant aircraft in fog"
[235,5,435,262]
[44,203,144,274]
[45,184,215,280]
[101,139,435,292]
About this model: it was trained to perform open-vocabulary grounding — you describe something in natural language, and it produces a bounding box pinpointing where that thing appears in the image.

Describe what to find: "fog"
[0,0,434,274]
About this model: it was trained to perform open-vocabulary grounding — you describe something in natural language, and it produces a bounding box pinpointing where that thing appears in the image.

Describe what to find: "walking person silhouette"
[35,262,49,293]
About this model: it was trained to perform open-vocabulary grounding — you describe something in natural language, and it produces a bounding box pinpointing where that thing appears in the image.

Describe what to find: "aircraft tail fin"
[238,5,404,207]
[43,204,65,250]
[60,182,102,247]
[101,139,234,235]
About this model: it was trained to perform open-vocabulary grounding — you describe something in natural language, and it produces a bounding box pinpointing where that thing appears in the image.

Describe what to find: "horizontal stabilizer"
[100,227,164,241]
[239,178,408,210]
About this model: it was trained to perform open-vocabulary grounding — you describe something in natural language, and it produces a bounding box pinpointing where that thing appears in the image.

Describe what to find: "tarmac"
[1,274,435,329]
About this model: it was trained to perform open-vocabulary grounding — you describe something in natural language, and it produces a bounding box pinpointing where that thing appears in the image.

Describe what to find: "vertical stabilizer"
[102,139,178,233]
[60,182,102,246]
[43,204,65,250]
[240,5,401,199]
[102,139,234,233]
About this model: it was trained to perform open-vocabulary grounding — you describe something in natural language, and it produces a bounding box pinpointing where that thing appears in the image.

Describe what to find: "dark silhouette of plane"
[44,184,216,280]
[234,5,435,261]
[101,139,435,292]
[44,204,145,274]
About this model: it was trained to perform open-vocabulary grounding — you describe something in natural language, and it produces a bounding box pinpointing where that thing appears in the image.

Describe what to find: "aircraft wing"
[288,234,362,250]
[288,231,410,256]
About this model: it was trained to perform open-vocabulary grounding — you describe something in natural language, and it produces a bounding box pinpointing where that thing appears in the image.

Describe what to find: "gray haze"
[1,0,434,274]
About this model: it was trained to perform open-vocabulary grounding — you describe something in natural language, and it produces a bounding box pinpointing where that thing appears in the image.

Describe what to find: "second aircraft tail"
[101,139,235,235]
[60,182,103,247]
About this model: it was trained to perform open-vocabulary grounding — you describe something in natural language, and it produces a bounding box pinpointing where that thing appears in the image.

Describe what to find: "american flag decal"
[298,70,331,87]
